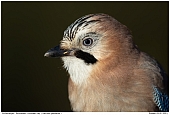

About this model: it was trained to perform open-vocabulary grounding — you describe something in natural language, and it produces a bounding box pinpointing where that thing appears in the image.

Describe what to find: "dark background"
[2,1,168,112]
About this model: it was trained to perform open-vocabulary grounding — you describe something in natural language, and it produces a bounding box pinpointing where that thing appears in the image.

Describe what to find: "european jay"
[44,13,169,112]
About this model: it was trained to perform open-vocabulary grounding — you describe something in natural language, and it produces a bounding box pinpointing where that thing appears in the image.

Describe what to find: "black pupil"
[83,38,92,46]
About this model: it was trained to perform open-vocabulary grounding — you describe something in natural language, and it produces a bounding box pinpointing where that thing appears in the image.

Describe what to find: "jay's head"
[44,13,137,85]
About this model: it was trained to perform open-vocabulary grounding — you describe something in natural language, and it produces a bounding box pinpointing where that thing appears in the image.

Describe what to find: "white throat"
[62,56,93,85]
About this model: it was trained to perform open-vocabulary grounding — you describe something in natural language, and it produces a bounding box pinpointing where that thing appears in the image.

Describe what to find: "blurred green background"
[2,1,168,112]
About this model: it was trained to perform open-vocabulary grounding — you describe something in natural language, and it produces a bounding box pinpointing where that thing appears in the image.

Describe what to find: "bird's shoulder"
[137,52,168,89]
[137,52,169,112]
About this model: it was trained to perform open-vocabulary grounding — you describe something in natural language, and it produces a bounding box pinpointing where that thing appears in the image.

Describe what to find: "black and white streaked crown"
[63,14,108,41]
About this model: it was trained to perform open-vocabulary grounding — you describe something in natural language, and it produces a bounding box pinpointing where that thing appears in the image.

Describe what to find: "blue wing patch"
[153,86,169,112]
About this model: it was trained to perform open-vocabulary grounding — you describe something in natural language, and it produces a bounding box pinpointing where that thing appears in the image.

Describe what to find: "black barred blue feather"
[153,86,169,112]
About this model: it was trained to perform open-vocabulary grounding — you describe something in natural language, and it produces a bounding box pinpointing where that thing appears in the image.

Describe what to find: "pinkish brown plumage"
[45,13,168,112]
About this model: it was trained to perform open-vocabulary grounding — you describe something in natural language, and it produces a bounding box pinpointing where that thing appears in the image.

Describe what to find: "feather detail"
[153,86,169,112]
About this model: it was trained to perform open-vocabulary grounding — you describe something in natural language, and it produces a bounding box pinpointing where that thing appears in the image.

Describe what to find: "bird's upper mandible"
[44,13,169,112]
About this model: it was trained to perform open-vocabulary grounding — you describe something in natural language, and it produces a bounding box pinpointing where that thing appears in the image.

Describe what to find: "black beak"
[44,45,98,64]
[44,45,73,58]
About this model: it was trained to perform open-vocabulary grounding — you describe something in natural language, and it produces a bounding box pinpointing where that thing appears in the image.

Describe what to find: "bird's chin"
[61,56,93,85]
[61,56,77,62]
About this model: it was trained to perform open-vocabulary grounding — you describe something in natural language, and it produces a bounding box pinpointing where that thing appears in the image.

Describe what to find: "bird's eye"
[83,38,93,46]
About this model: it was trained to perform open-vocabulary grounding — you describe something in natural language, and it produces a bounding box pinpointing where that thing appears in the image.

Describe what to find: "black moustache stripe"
[74,50,97,64]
